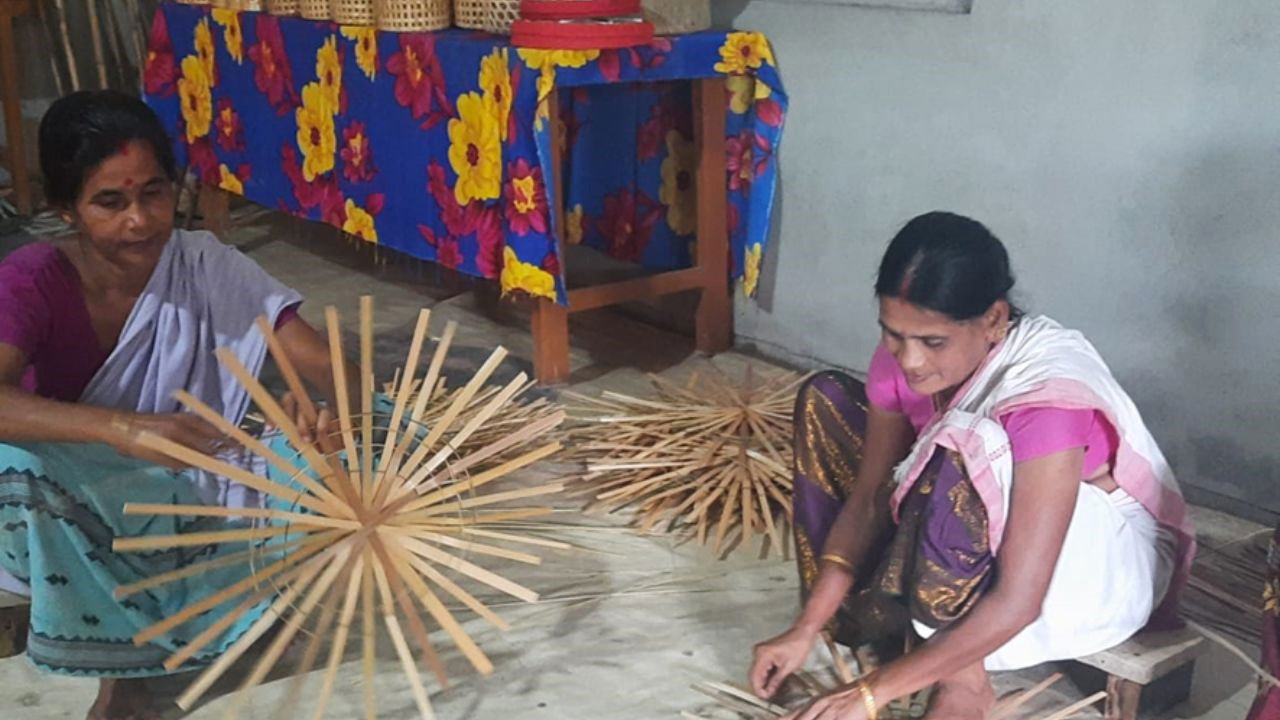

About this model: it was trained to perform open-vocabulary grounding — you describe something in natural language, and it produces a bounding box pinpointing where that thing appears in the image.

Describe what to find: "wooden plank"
[565,268,707,313]
[693,77,732,354]
[1075,628,1205,685]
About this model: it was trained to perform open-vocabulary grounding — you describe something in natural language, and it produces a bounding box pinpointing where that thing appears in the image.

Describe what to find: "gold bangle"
[819,552,854,571]
[855,678,878,720]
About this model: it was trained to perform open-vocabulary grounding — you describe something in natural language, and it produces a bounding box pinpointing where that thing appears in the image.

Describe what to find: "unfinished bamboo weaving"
[111,297,568,720]
[568,366,806,557]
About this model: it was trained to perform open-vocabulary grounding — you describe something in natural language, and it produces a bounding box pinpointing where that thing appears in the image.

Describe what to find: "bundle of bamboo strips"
[112,297,571,720]
[564,366,806,558]
[1183,530,1269,646]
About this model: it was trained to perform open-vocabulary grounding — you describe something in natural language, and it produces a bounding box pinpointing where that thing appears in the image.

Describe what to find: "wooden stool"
[1072,628,1205,720]
[0,591,30,658]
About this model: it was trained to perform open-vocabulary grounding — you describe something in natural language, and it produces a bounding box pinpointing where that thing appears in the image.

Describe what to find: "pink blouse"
[866,344,1118,477]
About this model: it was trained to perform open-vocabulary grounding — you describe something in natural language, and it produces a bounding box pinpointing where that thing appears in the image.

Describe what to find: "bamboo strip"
[360,296,376,502]
[132,431,344,517]
[132,531,339,645]
[379,534,494,674]
[396,534,539,603]
[113,533,312,599]
[113,524,300,552]
[1034,691,1106,720]
[122,503,359,531]
[393,544,511,631]
[989,673,1063,720]
[312,553,366,720]
[387,527,542,565]
[221,544,354,720]
[361,550,378,720]
[377,309,432,480]
[175,549,341,710]
[370,550,437,720]
[325,307,363,487]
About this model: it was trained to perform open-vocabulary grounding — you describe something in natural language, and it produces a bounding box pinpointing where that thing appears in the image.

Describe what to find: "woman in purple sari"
[750,213,1191,720]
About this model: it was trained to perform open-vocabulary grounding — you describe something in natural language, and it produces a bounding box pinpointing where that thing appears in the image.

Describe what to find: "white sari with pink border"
[891,315,1194,667]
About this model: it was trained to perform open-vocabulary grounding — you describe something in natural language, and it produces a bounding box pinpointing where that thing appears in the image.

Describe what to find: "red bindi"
[118,141,131,157]
[123,178,134,187]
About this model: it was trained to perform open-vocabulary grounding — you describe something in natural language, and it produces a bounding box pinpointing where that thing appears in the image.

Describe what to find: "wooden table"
[200,78,734,386]
[0,0,33,214]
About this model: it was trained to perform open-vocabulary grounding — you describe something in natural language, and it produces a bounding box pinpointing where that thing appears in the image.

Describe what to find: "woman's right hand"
[750,624,820,699]
[110,412,232,469]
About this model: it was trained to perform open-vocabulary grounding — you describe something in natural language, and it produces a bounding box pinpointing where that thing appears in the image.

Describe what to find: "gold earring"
[994,325,1008,343]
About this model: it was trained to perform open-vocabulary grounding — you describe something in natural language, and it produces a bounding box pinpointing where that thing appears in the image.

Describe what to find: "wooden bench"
[1072,628,1206,720]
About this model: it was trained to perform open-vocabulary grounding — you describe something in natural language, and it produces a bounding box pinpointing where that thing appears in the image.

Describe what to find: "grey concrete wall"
[719,0,1280,519]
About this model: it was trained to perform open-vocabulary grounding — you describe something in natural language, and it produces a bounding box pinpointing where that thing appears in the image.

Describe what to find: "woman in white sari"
[750,212,1193,719]
[0,91,350,719]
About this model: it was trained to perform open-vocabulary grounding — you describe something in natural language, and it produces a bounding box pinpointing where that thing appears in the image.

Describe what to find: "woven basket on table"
[299,0,332,19]
[378,0,451,31]
[240,0,268,10]
[455,0,519,34]
[268,0,300,13]
[643,0,709,34]
[333,0,376,24]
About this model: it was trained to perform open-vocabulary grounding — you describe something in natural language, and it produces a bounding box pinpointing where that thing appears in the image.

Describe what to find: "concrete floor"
[0,211,1268,719]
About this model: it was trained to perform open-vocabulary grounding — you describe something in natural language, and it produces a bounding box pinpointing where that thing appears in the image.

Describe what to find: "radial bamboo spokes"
[568,366,806,558]
[111,297,570,720]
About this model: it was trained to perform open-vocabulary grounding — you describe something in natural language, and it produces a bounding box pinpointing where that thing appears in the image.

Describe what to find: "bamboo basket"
[300,0,332,19]
[643,0,709,34]
[176,0,210,5]
[378,0,451,31]
[454,0,519,34]
[333,0,376,24]
[241,0,267,9]
[268,0,300,14]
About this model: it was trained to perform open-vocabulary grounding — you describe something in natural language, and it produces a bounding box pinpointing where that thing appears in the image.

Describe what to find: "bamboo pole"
[84,0,108,87]
[52,0,80,91]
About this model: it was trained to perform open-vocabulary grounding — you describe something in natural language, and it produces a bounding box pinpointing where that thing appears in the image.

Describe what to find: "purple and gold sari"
[792,371,995,649]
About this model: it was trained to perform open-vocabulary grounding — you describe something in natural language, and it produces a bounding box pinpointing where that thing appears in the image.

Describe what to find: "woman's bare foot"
[87,678,162,720]
[923,661,997,719]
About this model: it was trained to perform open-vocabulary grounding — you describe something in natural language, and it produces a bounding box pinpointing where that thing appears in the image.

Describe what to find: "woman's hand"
[750,625,820,699]
[780,682,871,720]
[280,392,336,449]
[111,413,233,468]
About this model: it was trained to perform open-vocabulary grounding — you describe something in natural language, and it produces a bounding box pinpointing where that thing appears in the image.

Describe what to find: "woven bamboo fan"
[455,0,520,33]
[643,0,710,35]
[567,366,805,558]
[268,0,300,14]
[333,0,376,24]
[379,0,452,31]
[111,297,570,720]
[300,0,332,19]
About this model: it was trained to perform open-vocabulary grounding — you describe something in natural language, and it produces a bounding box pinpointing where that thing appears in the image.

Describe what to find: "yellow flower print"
[479,49,513,142]
[341,26,378,81]
[343,200,378,244]
[517,48,600,72]
[447,92,502,205]
[178,55,212,143]
[743,243,763,297]
[566,204,585,246]
[218,164,243,195]
[659,130,697,235]
[211,10,243,64]
[296,83,336,181]
[500,246,556,300]
[316,35,343,110]
[518,48,600,103]
[194,18,217,84]
[715,32,774,75]
[727,75,754,115]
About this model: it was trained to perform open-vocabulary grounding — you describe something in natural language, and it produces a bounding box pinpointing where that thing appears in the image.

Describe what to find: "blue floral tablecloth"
[144,4,786,304]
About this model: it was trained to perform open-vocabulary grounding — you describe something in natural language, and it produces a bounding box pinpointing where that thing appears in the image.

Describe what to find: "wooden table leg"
[197,184,231,236]
[693,78,732,355]
[532,298,570,385]
[0,3,33,214]
[1104,675,1141,720]
[531,88,572,385]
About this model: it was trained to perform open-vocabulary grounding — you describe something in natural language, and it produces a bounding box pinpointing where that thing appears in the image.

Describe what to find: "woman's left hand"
[780,683,872,720]
[280,392,335,448]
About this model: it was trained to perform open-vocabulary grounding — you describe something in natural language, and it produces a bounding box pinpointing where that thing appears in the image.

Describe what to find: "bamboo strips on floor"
[111,298,570,720]
[566,366,807,558]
